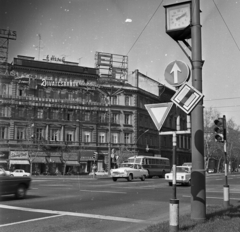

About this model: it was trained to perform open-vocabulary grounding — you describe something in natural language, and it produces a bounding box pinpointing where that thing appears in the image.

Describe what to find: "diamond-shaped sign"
[171,82,204,114]
[145,103,174,131]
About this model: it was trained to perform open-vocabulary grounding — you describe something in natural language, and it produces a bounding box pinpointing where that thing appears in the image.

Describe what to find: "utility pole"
[97,86,124,175]
[190,0,206,221]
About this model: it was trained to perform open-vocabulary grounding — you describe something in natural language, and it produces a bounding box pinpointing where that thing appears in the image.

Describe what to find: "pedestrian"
[92,163,97,178]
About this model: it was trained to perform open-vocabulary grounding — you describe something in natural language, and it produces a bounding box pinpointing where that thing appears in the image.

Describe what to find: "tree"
[204,108,240,172]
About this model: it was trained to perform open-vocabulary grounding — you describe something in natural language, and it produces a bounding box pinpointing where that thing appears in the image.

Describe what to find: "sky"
[1,0,240,126]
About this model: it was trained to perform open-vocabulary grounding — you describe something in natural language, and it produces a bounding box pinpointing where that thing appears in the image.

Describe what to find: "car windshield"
[119,163,133,168]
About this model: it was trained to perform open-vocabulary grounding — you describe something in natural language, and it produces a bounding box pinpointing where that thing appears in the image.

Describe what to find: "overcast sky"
[1,0,240,126]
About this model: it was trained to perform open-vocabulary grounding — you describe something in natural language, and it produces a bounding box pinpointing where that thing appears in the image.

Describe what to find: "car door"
[15,170,20,177]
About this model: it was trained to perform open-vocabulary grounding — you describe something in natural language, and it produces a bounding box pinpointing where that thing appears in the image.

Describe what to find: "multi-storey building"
[0,55,191,175]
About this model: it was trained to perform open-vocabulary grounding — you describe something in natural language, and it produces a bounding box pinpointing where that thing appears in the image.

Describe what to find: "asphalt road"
[0,173,240,232]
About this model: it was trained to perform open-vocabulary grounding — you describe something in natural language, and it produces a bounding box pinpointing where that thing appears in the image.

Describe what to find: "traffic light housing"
[214,117,226,143]
[93,152,98,160]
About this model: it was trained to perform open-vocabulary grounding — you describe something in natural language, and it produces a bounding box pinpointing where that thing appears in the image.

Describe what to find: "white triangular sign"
[145,103,173,131]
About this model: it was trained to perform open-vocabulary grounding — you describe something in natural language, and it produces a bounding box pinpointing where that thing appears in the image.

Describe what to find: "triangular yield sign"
[145,103,173,131]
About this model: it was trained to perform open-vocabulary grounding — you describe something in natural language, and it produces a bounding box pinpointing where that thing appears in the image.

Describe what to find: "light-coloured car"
[10,169,31,177]
[165,166,191,186]
[110,164,148,182]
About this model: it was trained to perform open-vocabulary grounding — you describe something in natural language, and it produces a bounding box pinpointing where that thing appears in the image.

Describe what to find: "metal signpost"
[164,0,206,225]
[214,115,230,208]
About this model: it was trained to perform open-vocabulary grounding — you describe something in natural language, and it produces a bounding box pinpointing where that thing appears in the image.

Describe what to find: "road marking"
[0,215,62,228]
[182,195,240,200]
[0,204,146,223]
[80,190,126,194]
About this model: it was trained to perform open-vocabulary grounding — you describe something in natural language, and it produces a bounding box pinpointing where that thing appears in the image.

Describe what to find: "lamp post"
[97,86,124,176]
[135,129,149,154]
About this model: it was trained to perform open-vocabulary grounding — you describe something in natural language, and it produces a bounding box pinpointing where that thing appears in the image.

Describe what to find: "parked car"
[10,169,31,177]
[165,166,192,186]
[110,164,148,182]
[0,169,31,199]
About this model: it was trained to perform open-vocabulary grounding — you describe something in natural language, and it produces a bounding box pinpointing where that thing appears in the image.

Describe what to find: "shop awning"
[65,161,80,166]
[9,160,30,165]
[46,157,62,163]
[32,157,47,163]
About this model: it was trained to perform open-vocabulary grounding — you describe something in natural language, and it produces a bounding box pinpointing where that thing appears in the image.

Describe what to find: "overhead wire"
[126,0,164,55]
[212,0,240,52]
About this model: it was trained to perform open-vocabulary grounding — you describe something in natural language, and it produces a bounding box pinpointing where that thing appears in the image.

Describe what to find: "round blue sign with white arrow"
[164,60,190,87]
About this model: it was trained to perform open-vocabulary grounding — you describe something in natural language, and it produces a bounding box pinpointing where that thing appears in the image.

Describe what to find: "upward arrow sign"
[170,62,182,83]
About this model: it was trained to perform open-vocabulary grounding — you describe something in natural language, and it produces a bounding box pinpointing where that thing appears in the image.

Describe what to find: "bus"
[126,156,171,178]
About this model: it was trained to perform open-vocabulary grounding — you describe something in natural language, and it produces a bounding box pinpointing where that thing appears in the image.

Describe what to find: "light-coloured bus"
[126,156,171,178]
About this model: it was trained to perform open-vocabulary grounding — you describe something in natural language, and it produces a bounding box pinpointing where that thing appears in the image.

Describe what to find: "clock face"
[167,4,190,31]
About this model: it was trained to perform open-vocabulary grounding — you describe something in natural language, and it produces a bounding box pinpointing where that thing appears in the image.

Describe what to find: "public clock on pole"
[164,1,192,41]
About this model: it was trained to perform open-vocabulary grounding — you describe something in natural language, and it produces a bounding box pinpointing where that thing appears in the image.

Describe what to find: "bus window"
[128,158,134,163]
[135,158,142,164]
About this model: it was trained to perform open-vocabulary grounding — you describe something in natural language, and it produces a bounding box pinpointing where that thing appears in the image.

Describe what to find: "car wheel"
[112,177,117,182]
[168,182,173,186]
[127,174,133,181]
[10,174,14,177]
[15,184,27,199]
[140,175,146,181]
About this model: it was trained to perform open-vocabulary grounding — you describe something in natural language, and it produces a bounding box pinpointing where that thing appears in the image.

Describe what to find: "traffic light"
[214,117,226,143]
[93,152,98,160]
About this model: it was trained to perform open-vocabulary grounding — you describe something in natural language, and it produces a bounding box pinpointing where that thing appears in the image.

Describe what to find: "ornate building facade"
[0,55,191,175]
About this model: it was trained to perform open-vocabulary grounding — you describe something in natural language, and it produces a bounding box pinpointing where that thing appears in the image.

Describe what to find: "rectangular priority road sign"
[171,82,204,114]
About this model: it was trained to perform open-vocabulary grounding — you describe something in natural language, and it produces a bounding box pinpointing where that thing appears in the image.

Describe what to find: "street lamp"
[97,86,124,176]
[136,129,149,154]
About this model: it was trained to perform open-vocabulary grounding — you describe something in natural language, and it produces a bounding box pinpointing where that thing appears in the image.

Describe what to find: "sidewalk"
[31,173,112,180]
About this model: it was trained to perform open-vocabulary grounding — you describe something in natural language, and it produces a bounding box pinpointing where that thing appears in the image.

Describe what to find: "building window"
[124,114,131,125]
[98,132,106,143]
[99,112,106,123]
[66,130,74,142]
[85,112,90,121]
[112,96,118,105]
[68,92,73,100]
[37,109,43,119]
[112,113,119,124]
[52,110,58,120]
[38,89,44,98]
[16,127,25,140]
[0,127,6,139]
[50,129,60,141]
[112,133,119,144]
[36,128,44,140]
[18,88,24,97]
[18,107,24,117]
[84,131,91,143]
[125,95,131,106]
[124,133,131,144]
[67,111,73,121]
[0,107,10,117]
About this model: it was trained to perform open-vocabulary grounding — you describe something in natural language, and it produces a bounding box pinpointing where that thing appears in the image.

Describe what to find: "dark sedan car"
[0,169,31,199]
